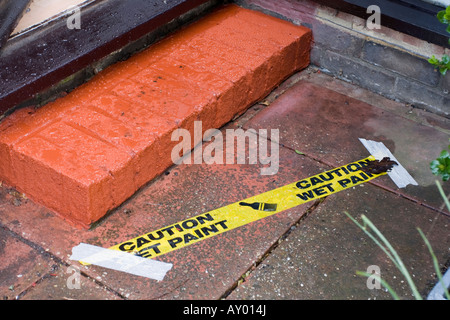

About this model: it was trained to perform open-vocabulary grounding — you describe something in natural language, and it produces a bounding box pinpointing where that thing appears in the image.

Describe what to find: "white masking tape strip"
[70,243,173,281]
[359,138,418,189]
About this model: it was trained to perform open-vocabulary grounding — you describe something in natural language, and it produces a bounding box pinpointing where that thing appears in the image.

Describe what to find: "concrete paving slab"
[244,80,450,214]
[0,226,55,300]
[76,140,335,300]
[228,182,450,300]
[0,69,448,300]
[20,263,122,300]
[0,126,326,299]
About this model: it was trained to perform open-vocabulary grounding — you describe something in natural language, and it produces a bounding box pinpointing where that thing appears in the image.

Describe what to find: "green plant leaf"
[442,54,450,65]
[428,55,439,65]
[440,149,449,158]
[438,10,445,22]
[430,160,441,175]
[433,6,450,75]
[438,8,450,24]
[439,13,449,24]
[431,146,450,181]
[428,54,450,75]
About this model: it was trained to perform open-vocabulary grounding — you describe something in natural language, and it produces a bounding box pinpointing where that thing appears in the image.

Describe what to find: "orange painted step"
[0,5,311,228]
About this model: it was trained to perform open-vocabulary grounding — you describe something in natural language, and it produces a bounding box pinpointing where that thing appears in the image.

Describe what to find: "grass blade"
[344,212,423,300]
[343,212,398,269]
[356,271,400,300]
[435,180,450,212]
[359,214,423,300]
[418,228,450,300]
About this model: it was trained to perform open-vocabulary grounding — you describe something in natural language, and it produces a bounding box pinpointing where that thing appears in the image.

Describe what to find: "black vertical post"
[0,0,31,49]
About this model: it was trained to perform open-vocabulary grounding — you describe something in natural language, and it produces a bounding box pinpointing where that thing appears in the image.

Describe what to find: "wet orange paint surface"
[0,5,311,228]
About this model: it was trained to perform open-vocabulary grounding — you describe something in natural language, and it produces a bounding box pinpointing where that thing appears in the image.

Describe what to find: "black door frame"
[0,0,30,50]
[0,0,215,117]
[312,0,449,47]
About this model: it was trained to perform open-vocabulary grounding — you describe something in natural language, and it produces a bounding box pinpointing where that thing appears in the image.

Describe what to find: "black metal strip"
[0,0,31,50]
[311,0,449,47]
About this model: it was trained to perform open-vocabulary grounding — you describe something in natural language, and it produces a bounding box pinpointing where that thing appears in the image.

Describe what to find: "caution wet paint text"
[110,157,384,259]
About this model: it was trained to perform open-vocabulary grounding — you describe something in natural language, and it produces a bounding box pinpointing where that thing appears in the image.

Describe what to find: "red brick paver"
[0,5,311,228]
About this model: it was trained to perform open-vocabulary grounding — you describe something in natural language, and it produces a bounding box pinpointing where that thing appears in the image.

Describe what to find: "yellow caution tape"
[104,156,384,259]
